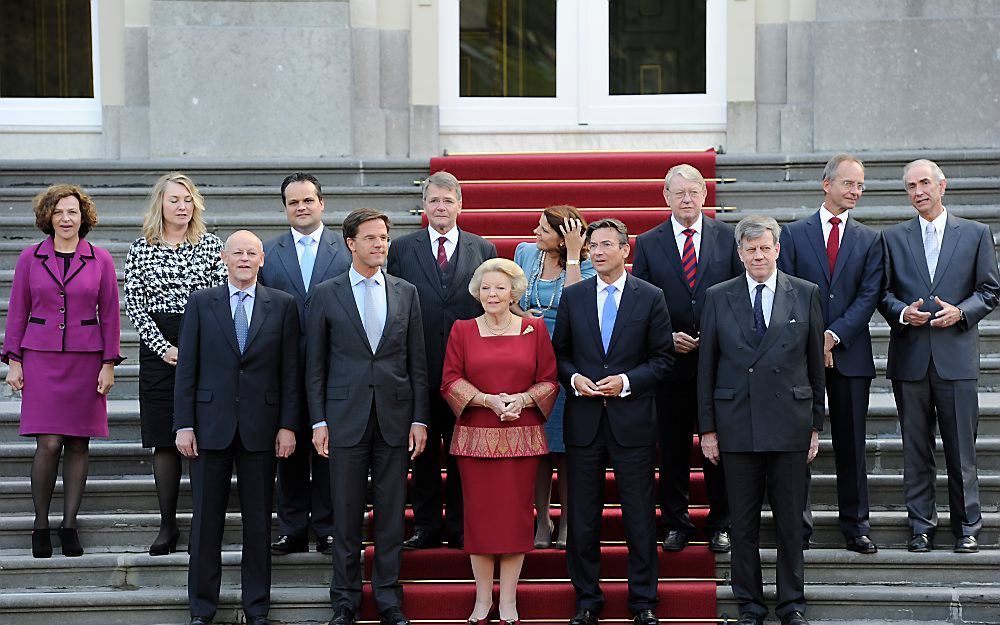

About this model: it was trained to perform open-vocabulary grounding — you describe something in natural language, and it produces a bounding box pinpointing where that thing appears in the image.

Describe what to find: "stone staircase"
[1,152,999,624]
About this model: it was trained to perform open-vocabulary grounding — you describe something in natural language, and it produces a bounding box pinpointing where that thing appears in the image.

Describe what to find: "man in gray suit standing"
[306,208,430,625]
[878,159,1000,554]
[698,215,825,625]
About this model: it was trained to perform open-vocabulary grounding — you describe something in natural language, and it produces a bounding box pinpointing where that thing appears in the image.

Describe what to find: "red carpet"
[391,151,720,624]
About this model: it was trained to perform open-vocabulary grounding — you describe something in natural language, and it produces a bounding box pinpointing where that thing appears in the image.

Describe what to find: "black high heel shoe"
[148,531,180,556]
[58,526,84,557]
[31,529,52,558]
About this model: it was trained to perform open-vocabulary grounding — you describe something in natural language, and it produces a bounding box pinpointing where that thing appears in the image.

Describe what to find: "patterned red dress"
[441,316,558,554]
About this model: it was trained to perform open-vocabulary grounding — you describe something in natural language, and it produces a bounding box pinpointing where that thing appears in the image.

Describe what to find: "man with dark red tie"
[632,163,743,553]
[777,154,884,554]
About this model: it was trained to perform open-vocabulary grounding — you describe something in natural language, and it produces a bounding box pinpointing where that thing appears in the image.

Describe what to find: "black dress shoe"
[661,530,688,552]
[317,535,334,554]
[736,613,765,625]
[955,535,978,553]
[271,534,308,555]
[189,617,213,625]
[907,533,933,552]
[58,526,84,557]
[31,529,52,558]
[447,535,464,550]
[708,530,731,553]
[380,606,412,625]
[246,617,272,625]
[632,609,657,625]
[801,538,811,550]
[780,610,809,625]
[402,529,441,550]
[568,608,598,625]
[329,607,357,625]
[845,535,878,554]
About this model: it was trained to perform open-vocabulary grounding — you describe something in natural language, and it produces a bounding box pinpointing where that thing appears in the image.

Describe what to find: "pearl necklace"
[484,313,514,335]
[522,250,565,313]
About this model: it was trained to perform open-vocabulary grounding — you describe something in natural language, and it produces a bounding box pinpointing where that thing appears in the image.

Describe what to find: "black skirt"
[139,312,183,448]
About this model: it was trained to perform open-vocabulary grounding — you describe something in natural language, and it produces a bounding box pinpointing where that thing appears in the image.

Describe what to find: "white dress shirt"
[745,270,777,326]
[428,225,459,262]
[348,265,387,332]
[900,208,948,324]
[671,214,703,260]
[819,204,849,248]
[291,224,324,262]
[571,271,631,397]
[228,282,257,324]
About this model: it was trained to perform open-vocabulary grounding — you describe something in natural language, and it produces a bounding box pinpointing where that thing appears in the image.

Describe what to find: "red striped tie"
[681,228,697,289]
[827,217,841,275]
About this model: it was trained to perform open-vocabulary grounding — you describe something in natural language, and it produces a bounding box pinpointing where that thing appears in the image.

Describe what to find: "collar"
[919,207,948,233]
[597,270,628,294]
[292,224,324,246]
[350,265,385,287]
[745,269,778,293]
[428,225,459,246]
[671,213,703,237]
[228,282,257,298]
[820,204,850,225]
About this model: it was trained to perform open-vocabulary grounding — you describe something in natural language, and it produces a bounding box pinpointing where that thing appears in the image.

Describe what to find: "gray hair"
[664,163,706,190]
[422,171,463,202]
[585,217,629,245]
[735,215,781,246]
[468,258,528,303]
[822,153,864,182]
[903,159,946,185]
[224,229,263,251]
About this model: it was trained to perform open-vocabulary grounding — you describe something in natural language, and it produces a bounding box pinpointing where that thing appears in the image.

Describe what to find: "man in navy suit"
[778,154,883,554]
[175,230,301,625]
[878,159,1000,554]
[260,172,352,556]
[632,163,742,554]
[553,218,674,625]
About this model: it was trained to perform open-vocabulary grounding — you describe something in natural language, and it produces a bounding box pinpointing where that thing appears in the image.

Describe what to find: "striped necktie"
[681,228,697,289]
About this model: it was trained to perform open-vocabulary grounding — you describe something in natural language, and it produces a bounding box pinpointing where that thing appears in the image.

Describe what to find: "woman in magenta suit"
[2,184,123,558]
[442,258,558,625]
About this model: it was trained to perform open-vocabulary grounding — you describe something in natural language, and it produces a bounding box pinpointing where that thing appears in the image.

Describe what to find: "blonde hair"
[664,163,706,190]
[469,258,528,303]
[141,172,208,245]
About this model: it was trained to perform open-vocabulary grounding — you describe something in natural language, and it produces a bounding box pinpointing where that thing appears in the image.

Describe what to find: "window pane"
[610,0,706,95]
[0,0,94,98]
[460,0,556,97]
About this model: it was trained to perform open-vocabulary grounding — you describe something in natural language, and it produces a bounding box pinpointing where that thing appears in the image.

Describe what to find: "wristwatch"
[566,259,580,266]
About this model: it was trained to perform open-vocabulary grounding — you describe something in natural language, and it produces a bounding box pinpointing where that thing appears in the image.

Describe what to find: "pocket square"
[789,318,797,324]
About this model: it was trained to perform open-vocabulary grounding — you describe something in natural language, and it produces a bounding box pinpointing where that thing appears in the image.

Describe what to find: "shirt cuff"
[825,329,841,345]
[177,427,193,432]
[412,422,427,427]
[570,372,582,396]
[311,422,327,430]
[619,374,631,397]
[899,308,909,325]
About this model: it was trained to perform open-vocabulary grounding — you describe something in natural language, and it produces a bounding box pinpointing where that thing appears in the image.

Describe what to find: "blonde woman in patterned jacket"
[124,172,226,555]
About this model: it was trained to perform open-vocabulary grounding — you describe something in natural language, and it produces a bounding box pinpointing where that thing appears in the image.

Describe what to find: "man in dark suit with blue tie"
[878,159,1000,554]
[553,218,674,625]
[387,171,497,550]
[174,230,301,625]
[698,216,825,625]
[632,163,742,554]
[307,208,429,625]
[778,154,883,554]
[260,172,352,556]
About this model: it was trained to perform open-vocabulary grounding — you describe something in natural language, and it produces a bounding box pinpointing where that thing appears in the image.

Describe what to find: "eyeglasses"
[587,241,625,252]
[839,180,865,192]
[667,189,704,200]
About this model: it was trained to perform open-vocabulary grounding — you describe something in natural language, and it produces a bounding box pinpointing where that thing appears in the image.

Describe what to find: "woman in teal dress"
[512,205,595,549]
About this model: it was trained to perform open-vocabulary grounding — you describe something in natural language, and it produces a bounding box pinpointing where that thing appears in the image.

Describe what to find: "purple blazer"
[2,237,123,364]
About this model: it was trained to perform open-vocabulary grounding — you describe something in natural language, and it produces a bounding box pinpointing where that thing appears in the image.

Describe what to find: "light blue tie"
[924,222,939,281]
[234,291,249,353]
[601,284,618,354]
[363,277,383,351]
[299,237,316,291]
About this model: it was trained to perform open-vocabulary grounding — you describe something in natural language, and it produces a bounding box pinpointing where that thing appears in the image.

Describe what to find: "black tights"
[152,446,182,541]
[31,434,90,529]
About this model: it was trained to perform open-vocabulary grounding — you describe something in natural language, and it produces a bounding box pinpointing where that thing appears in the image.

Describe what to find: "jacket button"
[59,307,65,313]
[59,291,65,297]
[603,364,609,369]
[773,368,780,373]
[58,323,65,330]
[829,294,835,299]
[235,397,240,402]
[691,300,696,305]
[748,367,754,373]
[775,392,781,397]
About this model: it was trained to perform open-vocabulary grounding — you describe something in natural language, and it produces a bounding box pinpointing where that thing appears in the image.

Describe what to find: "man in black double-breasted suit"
[260,172,352,556]
[698,216,825,625]
[174,230,301,625]
[386,171,497,550]
[553,218,674,625]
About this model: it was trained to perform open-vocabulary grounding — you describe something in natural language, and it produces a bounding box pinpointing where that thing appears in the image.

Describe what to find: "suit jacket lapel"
[930,215,961,291]
[35,238,65,287]
[243,285,271,353]
[412,229,445,297]
[903,217,933,289]
[332,276,370,351]
[583,278,603,355]
[654,223,690,292]
[693,218,719,293]
[274,232,308,299]
[803,212,831,284]
[376,277,399,353]
[443,231,475,302]
[210,288,242,357]
[606,274,639,355]
[725,277,759,347]
[62,240,93,286]
[752,272,795,363]
[830,217,860,290]
[312,228,344,291]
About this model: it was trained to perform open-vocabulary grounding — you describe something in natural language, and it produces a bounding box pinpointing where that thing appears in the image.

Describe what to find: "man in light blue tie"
[878,159,1000,554]
[552,218,674,625]
[260,173,351,556]
[306,208,429,625]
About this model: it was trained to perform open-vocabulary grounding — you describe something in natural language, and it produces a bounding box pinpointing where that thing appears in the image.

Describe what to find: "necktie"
[924,222,939,281]
[363,277,383,351]
[299,236,316,291]
[681,228,697,289]
[827,216,841,275]
[601,285,618,353]
[234,291,250,353]
[753,284,767,337]
[436,236,449,271]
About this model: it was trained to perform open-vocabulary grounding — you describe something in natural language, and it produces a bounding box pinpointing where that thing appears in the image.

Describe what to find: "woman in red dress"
[442,258,558,625]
